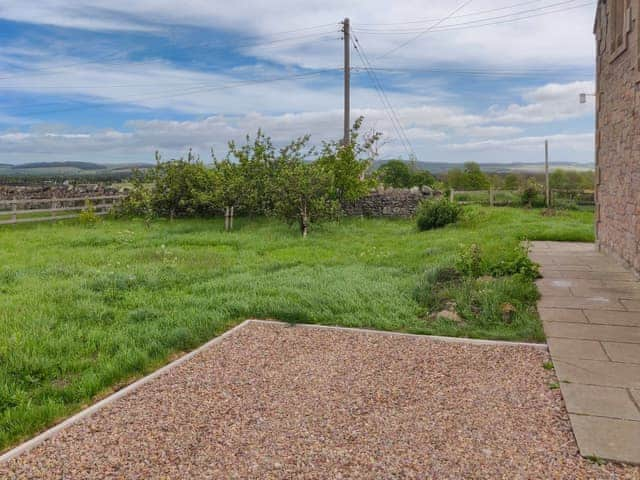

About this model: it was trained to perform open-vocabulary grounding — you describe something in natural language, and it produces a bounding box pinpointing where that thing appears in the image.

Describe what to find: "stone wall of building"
[343,186,440,218]
[595,2,640,275]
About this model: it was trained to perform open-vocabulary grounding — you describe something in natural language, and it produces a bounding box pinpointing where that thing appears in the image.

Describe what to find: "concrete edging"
[252,320,549,350]
[0,319,254,464]
[0,319,547,464]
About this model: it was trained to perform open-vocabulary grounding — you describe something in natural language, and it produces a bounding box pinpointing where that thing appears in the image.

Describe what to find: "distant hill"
[0,162,155,182]
[372,160,594,175]
[16,161,107,170]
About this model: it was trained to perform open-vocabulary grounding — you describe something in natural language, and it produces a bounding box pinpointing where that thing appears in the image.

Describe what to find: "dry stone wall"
[343,186,440,218]
[0,184,122,201]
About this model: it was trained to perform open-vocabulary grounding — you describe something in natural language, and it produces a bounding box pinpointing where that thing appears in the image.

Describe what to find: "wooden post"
[545,140,550,208]
[51,196,57,219]
[224,206,229,232]
[229,206,234,231]
[450,189,454,202]
[11,197,17,224]
[489,187,494,207]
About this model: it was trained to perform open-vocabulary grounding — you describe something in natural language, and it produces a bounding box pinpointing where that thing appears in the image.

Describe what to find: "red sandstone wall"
[595,3,640,274]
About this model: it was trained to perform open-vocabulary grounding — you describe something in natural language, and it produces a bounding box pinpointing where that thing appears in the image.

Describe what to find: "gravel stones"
[1,322,638,479]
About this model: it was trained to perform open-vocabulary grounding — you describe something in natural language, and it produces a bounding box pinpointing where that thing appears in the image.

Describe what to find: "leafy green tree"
[462,162,490,190]
[145,150,215,219]
[411,169,436,187]
[317,116,379,203]
[210,157,246,230]
[446,162,490,190]
[225,130,279,216]
[377,160,436,188]
[270,143,339,237]
[377,160,412,187]
[503,173,521,190]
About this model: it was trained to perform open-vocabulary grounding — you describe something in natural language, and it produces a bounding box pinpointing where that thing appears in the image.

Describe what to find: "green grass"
[0,206,594,450]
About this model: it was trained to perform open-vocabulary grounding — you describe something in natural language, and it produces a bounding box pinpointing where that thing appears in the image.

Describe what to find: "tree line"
[376,160,594,192]
[121,117,379,236]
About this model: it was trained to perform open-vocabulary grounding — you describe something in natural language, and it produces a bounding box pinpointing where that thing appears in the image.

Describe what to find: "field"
[0,207,594,450]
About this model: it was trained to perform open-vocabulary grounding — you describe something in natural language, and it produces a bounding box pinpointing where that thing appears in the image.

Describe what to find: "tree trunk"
[224,206,230,232]
[299,206,309,238]
[229,206,234,231]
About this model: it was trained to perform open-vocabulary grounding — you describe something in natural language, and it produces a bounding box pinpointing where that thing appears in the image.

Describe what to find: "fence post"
[489,187,494,207]
[11,197,17,224]
[450,189,454,202]
[224,206,229,232]
[51,196,57,219]
[229,206,234,231]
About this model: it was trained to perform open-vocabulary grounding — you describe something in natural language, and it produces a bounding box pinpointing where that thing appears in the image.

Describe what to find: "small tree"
[377,160,412,187]
[271,160,339,237]
[503,173,521,190]
[211,157,244,231]
[225,130,279,216]
[316,116,379,203]
[147,150,215,219]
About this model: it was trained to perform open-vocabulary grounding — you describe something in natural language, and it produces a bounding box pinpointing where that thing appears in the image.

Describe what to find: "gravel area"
[1,321,638,479]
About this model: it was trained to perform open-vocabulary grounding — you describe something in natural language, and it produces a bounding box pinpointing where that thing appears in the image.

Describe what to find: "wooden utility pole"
[545,140,550,208]
[342,17,350,146]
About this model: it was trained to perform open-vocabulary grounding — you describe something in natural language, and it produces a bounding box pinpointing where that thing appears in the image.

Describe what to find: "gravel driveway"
[1,321,638,479]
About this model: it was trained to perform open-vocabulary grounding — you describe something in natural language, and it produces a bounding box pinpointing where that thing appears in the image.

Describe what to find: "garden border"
[0,319,547,464]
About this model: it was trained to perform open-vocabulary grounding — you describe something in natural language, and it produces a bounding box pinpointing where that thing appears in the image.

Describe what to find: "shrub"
[78,200,100,226]
[520,178,545,208]
[488,243,540,280]
[456,243,483,277]
[416,199,461,231]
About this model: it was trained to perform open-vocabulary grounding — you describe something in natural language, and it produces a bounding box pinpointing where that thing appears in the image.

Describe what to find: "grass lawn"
[0,207,593,450]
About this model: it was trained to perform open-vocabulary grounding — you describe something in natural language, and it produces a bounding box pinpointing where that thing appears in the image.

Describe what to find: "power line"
[355,2,594,36]
[7,68,342,116]
[355,0,584,27]
[351,32,416,159]
[375,0,475,60]
[0,26,340,81]
[354,66,593,78]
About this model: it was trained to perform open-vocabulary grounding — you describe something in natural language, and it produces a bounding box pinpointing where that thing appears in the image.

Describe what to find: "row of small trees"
[121,118,379,236]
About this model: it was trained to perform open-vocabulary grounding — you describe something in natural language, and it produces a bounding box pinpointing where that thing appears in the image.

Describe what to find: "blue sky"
[0,0,597,165]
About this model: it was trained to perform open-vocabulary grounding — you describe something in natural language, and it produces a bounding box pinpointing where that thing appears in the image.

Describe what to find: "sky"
[0,0,598,165]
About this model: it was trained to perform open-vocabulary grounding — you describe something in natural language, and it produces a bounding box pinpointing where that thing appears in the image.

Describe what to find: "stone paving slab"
[544,321,640,343]
[538,307,589,323]
[547,338,608,361]
[553,358,640,388]
[569,415,640,465]
[531,241,640,465]
[603,342,640,364]
[560,383,640,420]
[583,311,640,327]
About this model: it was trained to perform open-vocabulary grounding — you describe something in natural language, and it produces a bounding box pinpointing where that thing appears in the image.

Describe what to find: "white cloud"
[488,81,595,123]
[446,132,595,152]
[0,0,598,69]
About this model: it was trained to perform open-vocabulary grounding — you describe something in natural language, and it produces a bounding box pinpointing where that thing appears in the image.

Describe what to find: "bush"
[456,243,483,277]
[78,200,100,226]
[488,243,540,280]
[416,199,461,231]
[520,178,545,208]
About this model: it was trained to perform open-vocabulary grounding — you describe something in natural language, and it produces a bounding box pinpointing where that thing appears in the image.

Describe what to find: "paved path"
[531,241,640,465]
